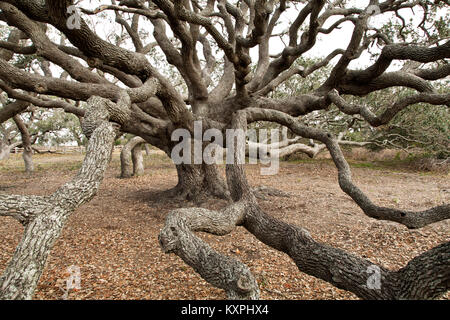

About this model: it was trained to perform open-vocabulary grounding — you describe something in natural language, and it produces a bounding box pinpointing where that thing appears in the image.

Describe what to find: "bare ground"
[0,152,449,300]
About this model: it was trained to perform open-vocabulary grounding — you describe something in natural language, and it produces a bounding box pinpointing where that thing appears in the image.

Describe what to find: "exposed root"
[159,203,260,299]
[252,186,291,200]
[162,183,230,204]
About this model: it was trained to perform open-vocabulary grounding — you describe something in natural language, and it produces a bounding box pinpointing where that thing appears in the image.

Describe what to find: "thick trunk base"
[23,147,34,173]
[0,146,11,161]
[167,163,231,203]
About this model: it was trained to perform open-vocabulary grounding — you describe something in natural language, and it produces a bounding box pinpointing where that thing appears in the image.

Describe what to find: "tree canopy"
[0,0,449,300]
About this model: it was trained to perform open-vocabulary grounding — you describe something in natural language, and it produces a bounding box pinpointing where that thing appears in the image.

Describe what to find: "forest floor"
[0,151,449,300]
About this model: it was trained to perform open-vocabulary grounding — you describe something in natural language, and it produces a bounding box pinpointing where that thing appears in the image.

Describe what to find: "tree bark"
[0,144,11,161]
[22,148,33,173]
[0,141,21,161]
[159,110,450,300]
[132,143,145,176]
[13,115,34,173]
[159,202,260,300]
[0,96,120,300]
[169,163,230,202]
[120,136,146,178]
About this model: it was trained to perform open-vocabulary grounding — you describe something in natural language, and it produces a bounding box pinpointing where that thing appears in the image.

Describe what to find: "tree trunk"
[144,144,151,156]
[159,110,450,300]
[0,144,11,160]
[132,143,144,176]
[121,136,146,178]
[0,96,121,300]
[22,147,34,173]
[13,115,33,173]
[0,141,20,161]
[169,163,230,202]
[0,123,116,299]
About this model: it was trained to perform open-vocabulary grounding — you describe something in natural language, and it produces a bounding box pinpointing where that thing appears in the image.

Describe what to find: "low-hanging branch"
[242,107,450,229]
[0,95,126,299]
[328,89,450,127]
[159,110,449,300]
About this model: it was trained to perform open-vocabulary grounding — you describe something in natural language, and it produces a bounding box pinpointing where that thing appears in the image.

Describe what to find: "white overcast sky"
[73,1,448,72]
[30,0,443,85]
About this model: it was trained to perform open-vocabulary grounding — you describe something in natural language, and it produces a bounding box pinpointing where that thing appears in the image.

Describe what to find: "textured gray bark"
[160,114,259,299]
[13,115,34,173]
[22,149,34,173]
[120,136,146,178]
[243,204,449,300]
[0,96,121,300]
[132,143,145,176]
[170,163,231,202]
[159,203,259,299]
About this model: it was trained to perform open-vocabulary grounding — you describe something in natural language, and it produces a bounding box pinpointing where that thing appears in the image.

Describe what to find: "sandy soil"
[0,152,448,300]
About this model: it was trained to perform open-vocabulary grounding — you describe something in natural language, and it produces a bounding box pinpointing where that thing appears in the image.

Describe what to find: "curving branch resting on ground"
[243,108,450,229]
[242,202,449,300]
[0,96,126,300]
[160,110,449,300]
[247,129,373,159]
[159,113,260,299]
[159,203,260,300]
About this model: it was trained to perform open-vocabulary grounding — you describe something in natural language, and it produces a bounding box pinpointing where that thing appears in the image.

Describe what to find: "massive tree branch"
[328,89,450,127]
[0,94,132,299]
[161,108,449,300]
[242,108,450,229]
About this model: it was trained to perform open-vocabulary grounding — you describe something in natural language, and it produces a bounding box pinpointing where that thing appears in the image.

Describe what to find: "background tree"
[0,105,36,172]
[0,117,21,161]
[264,56,449,161]
[120,135,146,178]
[0,0,449,300]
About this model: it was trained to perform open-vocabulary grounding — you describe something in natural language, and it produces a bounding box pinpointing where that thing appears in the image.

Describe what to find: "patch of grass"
[0,154,85,174]
[285,155,445,175]
[348,159,416,173]
[349,162,379,169]
[286,158,330,165]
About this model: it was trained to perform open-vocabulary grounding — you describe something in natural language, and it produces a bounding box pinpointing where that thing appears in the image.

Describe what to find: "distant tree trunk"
[0,142,11,160]
[0,140,21,161]
[144,144,151,156]
[22,148,33,173]
[120,136,146,178]
[132,143,145,176]
[13,115,34,173]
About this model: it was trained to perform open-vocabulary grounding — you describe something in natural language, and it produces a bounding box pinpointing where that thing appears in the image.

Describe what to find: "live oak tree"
[0,0,449,300]
[0,110,35,172]
[266,82,450,161]
[0,103,84,173]
[120,135,146,178]
[0,26,87,172]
